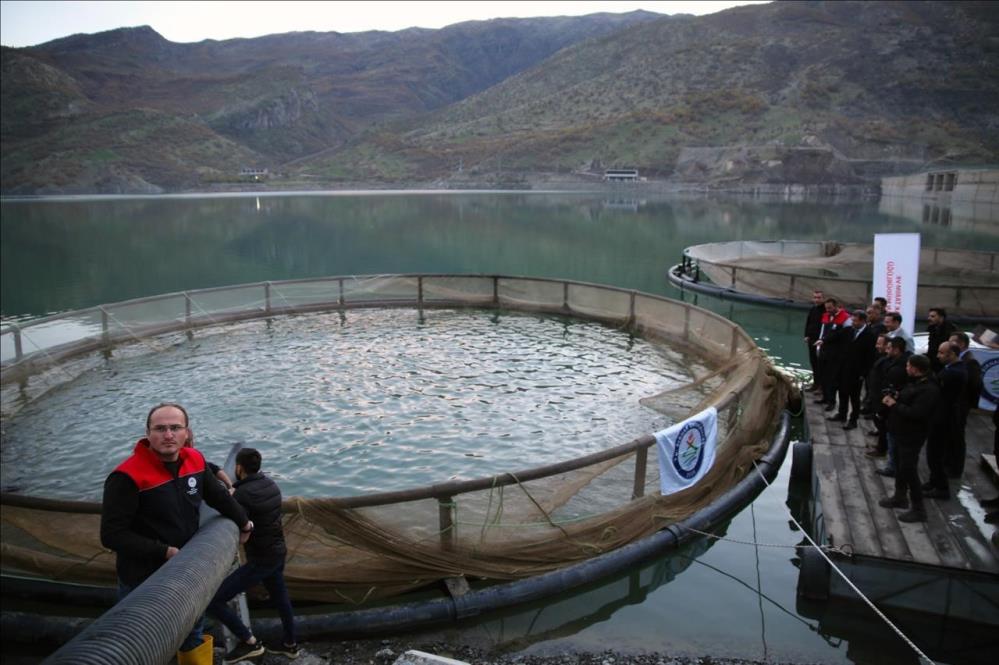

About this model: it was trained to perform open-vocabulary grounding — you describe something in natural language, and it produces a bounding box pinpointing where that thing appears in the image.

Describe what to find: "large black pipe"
[6,412,790,646]
[42,516,239,664]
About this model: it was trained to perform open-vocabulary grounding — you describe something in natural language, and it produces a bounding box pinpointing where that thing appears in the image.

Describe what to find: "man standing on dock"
[926,307,958,374]
[804,289,825,392]
[814,298,851,411]
[923,342,967,500]
[830,309,876,430]
[884,312,914,354]
[879,355,940,522]
[948,332,983,478]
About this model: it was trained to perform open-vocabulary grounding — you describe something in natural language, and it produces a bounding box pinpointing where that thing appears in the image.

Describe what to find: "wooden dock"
[805,402,999,572]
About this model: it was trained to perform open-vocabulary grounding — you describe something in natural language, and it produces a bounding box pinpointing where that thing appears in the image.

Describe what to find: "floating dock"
[796,402,999,630]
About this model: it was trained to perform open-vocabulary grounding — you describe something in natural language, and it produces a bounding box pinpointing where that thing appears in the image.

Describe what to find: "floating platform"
[795,401,999,630]
[669,240,999,322]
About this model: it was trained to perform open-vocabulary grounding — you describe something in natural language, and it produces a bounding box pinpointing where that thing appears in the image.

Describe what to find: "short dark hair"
[929,307,947,319]
[852,309,867,320]
[874,297,888,307]
[886,311,902,324]
[824,298,838,306]
[907,354,930,374]
[146,402,189,430]
[951,331,970,349]
[888,337,907,352]
[236,447,262,474]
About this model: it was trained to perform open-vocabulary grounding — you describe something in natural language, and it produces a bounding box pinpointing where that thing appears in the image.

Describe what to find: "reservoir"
[2,191,997,664]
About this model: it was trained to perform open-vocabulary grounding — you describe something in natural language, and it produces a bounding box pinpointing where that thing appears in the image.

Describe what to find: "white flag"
[656,407,718,495]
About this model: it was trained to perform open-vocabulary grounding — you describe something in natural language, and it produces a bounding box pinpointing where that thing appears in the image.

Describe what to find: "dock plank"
[806,401,997,573]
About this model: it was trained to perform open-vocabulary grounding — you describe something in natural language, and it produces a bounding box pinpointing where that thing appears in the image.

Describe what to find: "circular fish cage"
[1,274,792,630]
[669,240,999,321]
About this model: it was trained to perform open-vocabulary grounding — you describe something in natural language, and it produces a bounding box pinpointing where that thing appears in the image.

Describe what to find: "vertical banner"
[872,233,921,336]
[975,348,999,411]
[656,407,717,495]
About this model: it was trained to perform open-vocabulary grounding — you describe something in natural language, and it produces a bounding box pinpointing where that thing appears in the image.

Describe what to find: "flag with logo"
[655,407,718,495]
[973,348,999,411]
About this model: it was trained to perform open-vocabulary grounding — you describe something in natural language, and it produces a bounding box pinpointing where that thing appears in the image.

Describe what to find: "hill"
[3,2,998,193]
[1,12,659,193]
[305,1,999,186]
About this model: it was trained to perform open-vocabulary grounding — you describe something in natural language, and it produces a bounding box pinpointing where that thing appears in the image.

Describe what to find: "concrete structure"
[603,168,639,182]
[880,169,999,232]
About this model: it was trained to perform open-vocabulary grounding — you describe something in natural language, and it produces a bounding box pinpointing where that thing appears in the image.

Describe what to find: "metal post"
[264,282,272,315]
[13,327,23,362]
[338,278,345,308]
[185,292,192,328]
[418,276,424,312]
[100,306,110,347]
[730,266,737,288]
[492,277,499,306]
[563,282,570,311]
[632,447,648,499]
[438,496,455,551]
[627,291,637,330]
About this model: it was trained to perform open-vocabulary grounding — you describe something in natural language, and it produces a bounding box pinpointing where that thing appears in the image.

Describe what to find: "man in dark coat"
[872,337,911,472]
[926,307,958,373]
[879,355,941,522]
[922,342,967,499]
[814,298,851,411]
[803,289,825,391]
[947,332,983,478]
[830,309,877,429]
[206,448,298,663]
[862,333,890,426]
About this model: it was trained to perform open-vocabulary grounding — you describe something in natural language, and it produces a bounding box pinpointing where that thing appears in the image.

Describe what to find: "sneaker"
[875,467,895,477]
[843,420,858,430]
[824,403,836,412]
[224,640,265,664]
[268,642,301,658]
[827,413,846,422]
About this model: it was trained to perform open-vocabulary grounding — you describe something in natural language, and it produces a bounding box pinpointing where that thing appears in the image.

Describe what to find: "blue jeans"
[118,579,205,651]
[207,559,296,645]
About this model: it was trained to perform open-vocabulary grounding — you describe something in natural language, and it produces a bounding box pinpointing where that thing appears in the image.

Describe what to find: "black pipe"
[6,412,791,647]
[42,516,240,664]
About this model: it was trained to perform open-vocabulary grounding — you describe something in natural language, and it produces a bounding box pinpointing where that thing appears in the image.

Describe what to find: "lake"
[2,190,997,664]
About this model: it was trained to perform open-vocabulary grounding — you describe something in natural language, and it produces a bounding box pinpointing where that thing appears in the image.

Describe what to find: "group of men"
[100,403,298,664]
[804,291,991,523]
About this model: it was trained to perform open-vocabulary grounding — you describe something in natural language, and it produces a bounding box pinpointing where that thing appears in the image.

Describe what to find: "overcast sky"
[1,1,769,47]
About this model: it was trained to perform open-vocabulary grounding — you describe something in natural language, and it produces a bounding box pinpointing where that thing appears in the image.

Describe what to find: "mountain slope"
[299,0,999,183]
[1,12,661,192]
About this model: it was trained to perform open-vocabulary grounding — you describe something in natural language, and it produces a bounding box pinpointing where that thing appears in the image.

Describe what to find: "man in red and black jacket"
[101,403,252,655]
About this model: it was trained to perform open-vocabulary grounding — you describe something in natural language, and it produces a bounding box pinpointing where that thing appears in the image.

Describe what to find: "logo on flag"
[655,406,718,495]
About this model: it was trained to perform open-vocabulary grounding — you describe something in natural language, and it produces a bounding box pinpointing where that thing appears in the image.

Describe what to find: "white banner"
[873,233,921,337]
[974,348,999,412]
[656,406,718,495]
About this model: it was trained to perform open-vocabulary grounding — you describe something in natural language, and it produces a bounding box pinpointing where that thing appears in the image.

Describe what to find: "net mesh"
[685,240,999,317]
[1,275,792,604]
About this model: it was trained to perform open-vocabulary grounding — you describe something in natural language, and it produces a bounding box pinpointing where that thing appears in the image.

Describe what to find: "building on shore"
[880,168,999,232]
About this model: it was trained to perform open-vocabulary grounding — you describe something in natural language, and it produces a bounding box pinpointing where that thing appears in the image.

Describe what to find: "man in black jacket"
[926,307,958,373]
[101,403,252,658]
[923,342,967,499]
[870,337,911,468]
[830,309,877,430]
[207,448,298,663]
[948,332,983,478]
[803,289,825,391]
[879,355,941,522]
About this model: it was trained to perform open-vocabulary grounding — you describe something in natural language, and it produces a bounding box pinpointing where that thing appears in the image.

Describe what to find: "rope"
[750,460,937,665]
[676,524,850,554]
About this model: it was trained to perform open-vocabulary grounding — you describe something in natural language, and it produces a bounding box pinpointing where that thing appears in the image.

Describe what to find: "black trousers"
[820,354,840,404]
[837,372,862,421]
[894,436,925,508]
[808,340,819,383]
[926,422,952,491]
[945,407,968,478]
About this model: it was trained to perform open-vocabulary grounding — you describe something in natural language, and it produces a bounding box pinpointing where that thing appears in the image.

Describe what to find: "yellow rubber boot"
[176,634,213,665]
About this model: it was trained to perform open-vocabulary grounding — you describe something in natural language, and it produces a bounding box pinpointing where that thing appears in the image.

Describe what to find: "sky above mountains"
[0,0,768,47]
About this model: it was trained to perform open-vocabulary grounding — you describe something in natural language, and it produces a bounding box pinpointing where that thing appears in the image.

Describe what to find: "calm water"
[2,191,998,664]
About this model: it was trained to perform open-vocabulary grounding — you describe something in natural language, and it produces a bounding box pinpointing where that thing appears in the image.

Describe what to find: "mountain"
[315,0,999,185]
[0,12,660,193]
[2,2,998,194]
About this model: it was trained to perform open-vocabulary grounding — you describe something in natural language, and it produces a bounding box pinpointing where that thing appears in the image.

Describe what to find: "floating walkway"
[668,240,999,322]
[796,401,999,627]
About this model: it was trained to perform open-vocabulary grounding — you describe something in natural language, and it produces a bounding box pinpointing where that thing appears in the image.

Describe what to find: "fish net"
[1,275,792,604]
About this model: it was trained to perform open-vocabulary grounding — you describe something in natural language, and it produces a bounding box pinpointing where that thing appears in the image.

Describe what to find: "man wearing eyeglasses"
[100,403,253,665]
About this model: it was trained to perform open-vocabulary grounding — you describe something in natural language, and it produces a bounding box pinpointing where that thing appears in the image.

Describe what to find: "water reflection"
[879,195,999,236]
